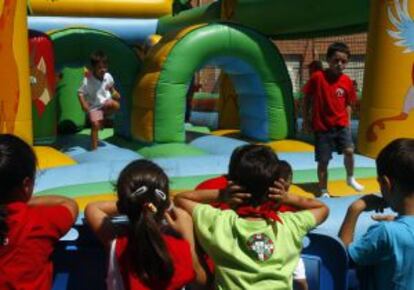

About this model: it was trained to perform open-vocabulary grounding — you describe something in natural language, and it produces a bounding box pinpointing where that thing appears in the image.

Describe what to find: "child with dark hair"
[85,159,206,290]
[78,50,121,150]
[302,41,364,197]
[0,134,78,289]
[339,138,414,290]
[176,144,329,289]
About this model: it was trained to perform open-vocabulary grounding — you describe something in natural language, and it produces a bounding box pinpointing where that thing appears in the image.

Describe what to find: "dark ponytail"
[0,134,36,245]
[116,160,173,283]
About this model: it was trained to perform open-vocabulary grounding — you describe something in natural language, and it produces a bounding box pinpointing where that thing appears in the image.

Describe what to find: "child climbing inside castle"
[85,159,207,290]
[78,50,121,150]
[302,42,364,197]
[339,138,414,290]
[176,144,329,289]
[0,134,78,289]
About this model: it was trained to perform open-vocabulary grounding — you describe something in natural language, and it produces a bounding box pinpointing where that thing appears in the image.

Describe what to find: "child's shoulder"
[339,72,353,82]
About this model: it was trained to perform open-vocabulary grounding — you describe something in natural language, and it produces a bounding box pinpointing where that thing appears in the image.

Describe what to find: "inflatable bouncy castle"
[1,0,413,289]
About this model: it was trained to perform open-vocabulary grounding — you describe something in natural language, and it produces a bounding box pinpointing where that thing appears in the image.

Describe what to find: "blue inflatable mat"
[72,147,142,164]
[190,135,248,155]
[154,155,231,177]
[35,161,129,192]
[278,152,376,171]
[314,195,392,240]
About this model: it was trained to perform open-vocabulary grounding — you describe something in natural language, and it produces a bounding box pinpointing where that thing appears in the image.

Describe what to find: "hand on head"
[164,206,193,235]
[268,178,289,205]
[219,181,251,208]
[351,194,388,213]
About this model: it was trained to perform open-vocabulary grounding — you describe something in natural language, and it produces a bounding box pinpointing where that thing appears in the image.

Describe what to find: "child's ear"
[22,177,34,201]
[378,175,392,193]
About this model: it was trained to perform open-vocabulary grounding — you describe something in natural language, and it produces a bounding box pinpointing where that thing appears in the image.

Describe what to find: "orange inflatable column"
[358,0,414,157]
[0,0,32,143]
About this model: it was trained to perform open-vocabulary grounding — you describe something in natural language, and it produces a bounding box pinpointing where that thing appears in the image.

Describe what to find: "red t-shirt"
[302,70,356,132]
[115,234,195,290]
[0,202,74,290]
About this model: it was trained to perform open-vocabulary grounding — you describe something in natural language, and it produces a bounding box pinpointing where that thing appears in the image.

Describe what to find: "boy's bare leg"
[344,148,354,177]
[317,161,329,197]
[91,121,100,150]
[102,99,120,116]
[344,148,364,191]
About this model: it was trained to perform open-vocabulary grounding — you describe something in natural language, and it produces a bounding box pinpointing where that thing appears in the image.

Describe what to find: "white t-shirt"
[78,72,114,110]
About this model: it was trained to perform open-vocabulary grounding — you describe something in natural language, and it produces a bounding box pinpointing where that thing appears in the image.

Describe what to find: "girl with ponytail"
[0,134,78,289]
[85,159,207,290]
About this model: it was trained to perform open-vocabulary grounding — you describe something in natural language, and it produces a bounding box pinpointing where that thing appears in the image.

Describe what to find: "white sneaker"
[320,189,331,198]
[347,177,365,192]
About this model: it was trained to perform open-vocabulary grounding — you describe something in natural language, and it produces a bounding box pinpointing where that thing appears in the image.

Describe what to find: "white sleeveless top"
[106,239,125,290]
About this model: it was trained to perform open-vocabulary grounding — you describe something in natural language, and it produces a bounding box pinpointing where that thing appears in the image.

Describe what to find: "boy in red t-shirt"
[0,134,78,290]
[302,42,364,197]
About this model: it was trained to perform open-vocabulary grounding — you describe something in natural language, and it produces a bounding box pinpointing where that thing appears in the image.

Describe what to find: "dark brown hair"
[116,159,173,284]
[377,138,414,194]
[228,144,280,206]
[90,50,108,68]
[0,134,36,245]
[327,42,351,59]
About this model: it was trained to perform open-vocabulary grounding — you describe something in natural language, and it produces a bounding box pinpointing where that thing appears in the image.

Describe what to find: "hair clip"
[131,185,148,198]
[144,202,158,214]
[155,189,167,200]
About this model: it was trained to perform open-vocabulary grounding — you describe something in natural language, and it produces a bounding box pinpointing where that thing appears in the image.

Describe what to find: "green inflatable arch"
[149,23,293,142]
[50,28,142,135]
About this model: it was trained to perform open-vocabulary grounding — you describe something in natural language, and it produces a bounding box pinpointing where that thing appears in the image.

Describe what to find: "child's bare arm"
[78,92,90,112]
[268,180,329,225]
[339,194,386,246]
[165,207,208,286]
[84,201,119,246]
[346,105,352,127]
[174,189,220,215]
[175,185,251,214]
[28,195,79,222]
[283,194,328,225]
[110,87,121,101]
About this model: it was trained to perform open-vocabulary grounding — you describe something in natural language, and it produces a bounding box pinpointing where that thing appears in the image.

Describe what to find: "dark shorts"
[315,126,354,163]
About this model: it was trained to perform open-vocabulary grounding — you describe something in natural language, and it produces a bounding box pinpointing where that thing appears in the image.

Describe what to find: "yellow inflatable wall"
[358,0,414,157]
[0,0,32,143]
[29,0,173,18]
[131,25,203,142]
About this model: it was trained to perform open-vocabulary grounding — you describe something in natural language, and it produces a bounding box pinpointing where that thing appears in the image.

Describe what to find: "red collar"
[236,201,283,223]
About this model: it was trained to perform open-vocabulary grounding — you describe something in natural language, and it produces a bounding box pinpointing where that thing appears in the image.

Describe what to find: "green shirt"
[193,204,316,290]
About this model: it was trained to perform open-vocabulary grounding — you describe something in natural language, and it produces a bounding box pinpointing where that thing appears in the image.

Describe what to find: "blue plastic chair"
[301,254,322,290]
[302,233,349,290]
[52,224,107,290]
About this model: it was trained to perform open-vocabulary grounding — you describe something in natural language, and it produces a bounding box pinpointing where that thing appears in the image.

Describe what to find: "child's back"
[340,138,414,290]
[349,217,414,290]
[0,134,78,290]
[194,204,315,289]
[86,160,205,290]
[112,233,194,289]
[176,145,329,289]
